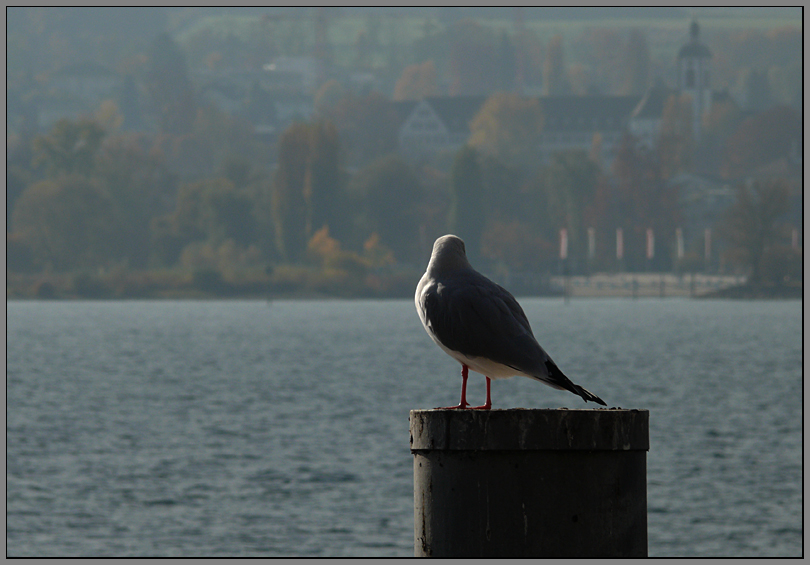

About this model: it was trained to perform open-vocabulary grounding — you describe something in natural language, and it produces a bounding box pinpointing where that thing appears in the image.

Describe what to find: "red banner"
[676,227,684,259]
[704,228,711,261]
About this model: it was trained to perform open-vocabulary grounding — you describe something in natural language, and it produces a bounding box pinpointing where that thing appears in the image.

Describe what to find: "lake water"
[6,298,803,557]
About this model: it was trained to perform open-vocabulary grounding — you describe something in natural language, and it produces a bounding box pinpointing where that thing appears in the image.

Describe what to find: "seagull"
[415,234,606,409]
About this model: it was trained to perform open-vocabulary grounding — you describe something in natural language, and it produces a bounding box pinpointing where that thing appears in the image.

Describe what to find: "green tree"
[538,150,600,271]
[149,180,209,266]
[722,179,791,283]
[150,177,257,266]
[95,133,176,267]
[694,98,743,175]
[202,179,257,247]
[154,105,268,181]
[481,219,554,273]
[32,118,105,177]
[468,92,544,170]
[270,120,345,263]
[218,154,255,190]
[393,60,438,101]
[272,124,310,262]
[611,133,680,271]
[6,131,35,226]
[658,94,694,179]
[733,68,772,111]
[350,154,423,264]
[478,153,523,222]
[146,33,196,135]
[447,145,485,262]
[767,59,802,109]
[242,167,278,264]
[304,120,343,238]
[11,174,115,270]
[7,232,35,273]
[713,26,801,90]
[323,91,399,165]
[221,158,278,254]
[721,105,801,179]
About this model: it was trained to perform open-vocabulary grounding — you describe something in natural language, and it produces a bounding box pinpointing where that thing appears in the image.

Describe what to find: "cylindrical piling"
[410,408,649,557]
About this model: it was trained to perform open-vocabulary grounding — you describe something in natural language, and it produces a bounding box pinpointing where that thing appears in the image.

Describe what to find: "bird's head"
[428,234,472,275]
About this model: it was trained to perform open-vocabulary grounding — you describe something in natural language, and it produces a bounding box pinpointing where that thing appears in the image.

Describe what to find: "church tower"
[677,19,712,141]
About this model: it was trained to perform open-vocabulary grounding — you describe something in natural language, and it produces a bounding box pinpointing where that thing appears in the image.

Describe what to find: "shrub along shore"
[6,265,424,300]
[8,267,799,300]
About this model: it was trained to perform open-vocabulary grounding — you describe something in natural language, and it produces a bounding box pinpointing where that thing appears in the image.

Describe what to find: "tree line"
[7,91,800,289]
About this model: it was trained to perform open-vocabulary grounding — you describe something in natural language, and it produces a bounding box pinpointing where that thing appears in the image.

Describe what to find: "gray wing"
[420,271,608,406]
[421,272,548,376]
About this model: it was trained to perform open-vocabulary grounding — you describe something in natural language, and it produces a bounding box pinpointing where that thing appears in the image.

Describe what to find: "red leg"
[470,376,492,410]
[438,364,470,409]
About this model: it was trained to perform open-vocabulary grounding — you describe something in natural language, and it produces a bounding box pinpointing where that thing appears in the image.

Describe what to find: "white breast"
[429,334,525,381]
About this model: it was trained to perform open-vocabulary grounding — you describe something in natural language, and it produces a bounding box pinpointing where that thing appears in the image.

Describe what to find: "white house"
[397,97,484,161]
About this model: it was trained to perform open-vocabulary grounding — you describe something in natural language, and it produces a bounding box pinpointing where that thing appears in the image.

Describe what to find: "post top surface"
[409,408,649,451]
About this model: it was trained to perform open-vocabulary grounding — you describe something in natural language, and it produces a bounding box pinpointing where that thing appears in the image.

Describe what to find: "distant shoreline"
[506,274,801,300]
[697,283,803,300]
[7,271,801,300]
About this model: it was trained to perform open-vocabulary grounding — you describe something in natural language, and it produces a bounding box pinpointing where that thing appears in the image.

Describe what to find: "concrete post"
[410,408,649,557]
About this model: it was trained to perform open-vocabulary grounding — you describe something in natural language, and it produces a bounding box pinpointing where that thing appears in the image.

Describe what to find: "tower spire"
[690,19,699,41]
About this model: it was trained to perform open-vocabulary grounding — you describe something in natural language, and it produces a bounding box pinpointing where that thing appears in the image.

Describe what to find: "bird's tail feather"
[541,359,607,406]
[569,383,607,406]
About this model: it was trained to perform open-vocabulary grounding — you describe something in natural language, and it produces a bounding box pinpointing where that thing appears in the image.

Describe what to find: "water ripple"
[7,298,802,557]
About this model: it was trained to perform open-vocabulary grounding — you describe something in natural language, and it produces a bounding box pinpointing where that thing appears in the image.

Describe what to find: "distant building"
[192,68,314,142]
[628,82,676,148]
[676,19,712,141]
[628,19,717,148]
[396,95,640,167]
[37,62,122,129]
[397,20,722,166]
[396,96,484,161]
[537,95,640,164]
